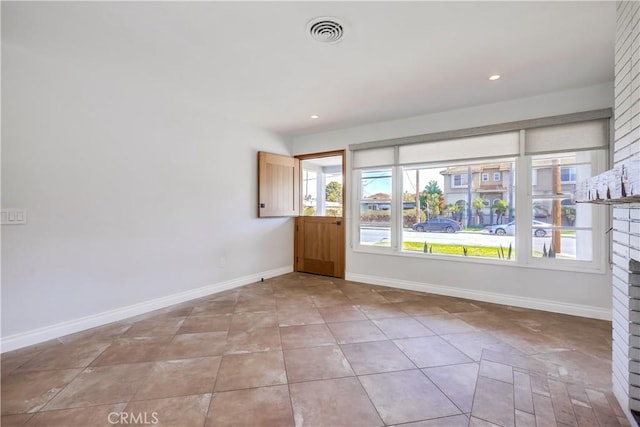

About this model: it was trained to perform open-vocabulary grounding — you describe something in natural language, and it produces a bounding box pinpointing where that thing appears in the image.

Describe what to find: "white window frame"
[524,151,606,272]
[493,172,501,181]
[355,167,395,253]
[398,157,518,264]
[451,174,468,188]
[482,172,489,182]
[561,167,577,183]
[351,111,611,274]
[354,155,606,273]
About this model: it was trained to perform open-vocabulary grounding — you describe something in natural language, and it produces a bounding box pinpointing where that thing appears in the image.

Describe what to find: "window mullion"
[516,147,532,266]
[352,169,360,251]
[392,147,400,252]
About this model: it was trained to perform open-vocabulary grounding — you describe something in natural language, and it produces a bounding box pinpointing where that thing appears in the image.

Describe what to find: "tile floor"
[0,273,630,426]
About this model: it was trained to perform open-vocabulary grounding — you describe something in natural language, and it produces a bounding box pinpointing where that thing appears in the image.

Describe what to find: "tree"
[325,181,342,202]
[448,201,466,222]
[402,191,415,202]
[424,180,442,195]
[424,193,442,218]
[472,196,486,225]
[445,203,460,220]
[419,180,443,218]
[493,199,509,224]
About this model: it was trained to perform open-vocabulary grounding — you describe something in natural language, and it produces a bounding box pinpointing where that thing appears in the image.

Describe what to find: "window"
[530,151,602,262]
[302,169,318,215]
[561,167,577,183]
[452,174,468,188]
[301,156,343,217]
[359,168,392,247]
[351,113,609,272]
[402,160,516,260]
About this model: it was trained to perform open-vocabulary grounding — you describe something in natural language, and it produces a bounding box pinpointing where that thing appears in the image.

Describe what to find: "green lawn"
[403,241,514,259]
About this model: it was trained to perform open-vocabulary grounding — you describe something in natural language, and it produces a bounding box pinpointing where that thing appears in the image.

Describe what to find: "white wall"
[1,42,294,346]
[293,83,615,318]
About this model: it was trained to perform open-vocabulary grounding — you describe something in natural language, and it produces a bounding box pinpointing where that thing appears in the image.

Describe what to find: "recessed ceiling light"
[489,74,501,81]
[310,115,320,119]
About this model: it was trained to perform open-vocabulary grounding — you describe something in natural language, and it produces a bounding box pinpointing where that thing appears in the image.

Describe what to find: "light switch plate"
[1,209,27,225]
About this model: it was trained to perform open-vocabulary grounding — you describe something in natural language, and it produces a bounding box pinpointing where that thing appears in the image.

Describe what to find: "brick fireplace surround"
[611,1,640,425]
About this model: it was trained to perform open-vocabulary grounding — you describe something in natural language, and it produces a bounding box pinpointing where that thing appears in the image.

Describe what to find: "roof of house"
[440,163,513,175]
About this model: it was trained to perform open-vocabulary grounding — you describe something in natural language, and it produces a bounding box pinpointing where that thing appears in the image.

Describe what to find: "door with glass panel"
[294,151,345,278]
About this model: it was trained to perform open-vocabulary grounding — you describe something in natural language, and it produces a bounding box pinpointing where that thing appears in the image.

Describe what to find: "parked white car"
[485,220,553,237]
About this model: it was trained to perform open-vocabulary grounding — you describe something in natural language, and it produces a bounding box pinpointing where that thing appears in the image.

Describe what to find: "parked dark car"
[412,218,461,233]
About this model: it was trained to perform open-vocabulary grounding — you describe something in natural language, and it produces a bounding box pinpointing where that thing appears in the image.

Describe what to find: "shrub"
[360,210,391,225]
[402,209,426,228]
[562,207,576,226]
[360,208,426,228]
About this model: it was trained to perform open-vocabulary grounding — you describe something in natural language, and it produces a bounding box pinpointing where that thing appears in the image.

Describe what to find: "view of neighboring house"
[360,196,416,212]
[531,156,582,227]
[360,192,392,211]
[533,164,578,195]
[357,160,580,228]
[440,162,514,225]
[438,160,579,227]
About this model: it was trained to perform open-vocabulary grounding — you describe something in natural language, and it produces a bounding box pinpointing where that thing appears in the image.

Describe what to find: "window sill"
[352,245,608,275]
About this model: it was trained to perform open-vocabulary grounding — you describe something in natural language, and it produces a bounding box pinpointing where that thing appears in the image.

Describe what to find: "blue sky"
[362,168,445,198]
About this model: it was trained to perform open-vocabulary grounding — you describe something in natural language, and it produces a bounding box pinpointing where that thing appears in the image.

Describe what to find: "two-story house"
[440,162,514,225]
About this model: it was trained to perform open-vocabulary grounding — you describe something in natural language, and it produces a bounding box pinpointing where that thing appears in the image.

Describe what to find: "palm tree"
[419,180,443,219]
[472,197,486,225]
[493,199,509,224]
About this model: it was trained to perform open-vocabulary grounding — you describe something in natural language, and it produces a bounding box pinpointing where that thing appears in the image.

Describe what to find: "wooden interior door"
[257,149,345,278]
[295,216,345,278]
[294,151,345,278]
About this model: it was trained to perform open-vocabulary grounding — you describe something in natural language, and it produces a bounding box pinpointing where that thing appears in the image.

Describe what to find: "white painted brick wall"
[613,0,640,417]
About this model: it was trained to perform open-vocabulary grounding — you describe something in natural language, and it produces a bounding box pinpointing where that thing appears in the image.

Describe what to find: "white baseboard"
[346,272,612,321]
[1,266,292,353]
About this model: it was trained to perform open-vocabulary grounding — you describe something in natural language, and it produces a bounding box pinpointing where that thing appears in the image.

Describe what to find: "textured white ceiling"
[3,1,615,136]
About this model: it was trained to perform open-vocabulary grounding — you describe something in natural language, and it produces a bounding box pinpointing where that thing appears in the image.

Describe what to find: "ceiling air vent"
[307,17,344,43]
